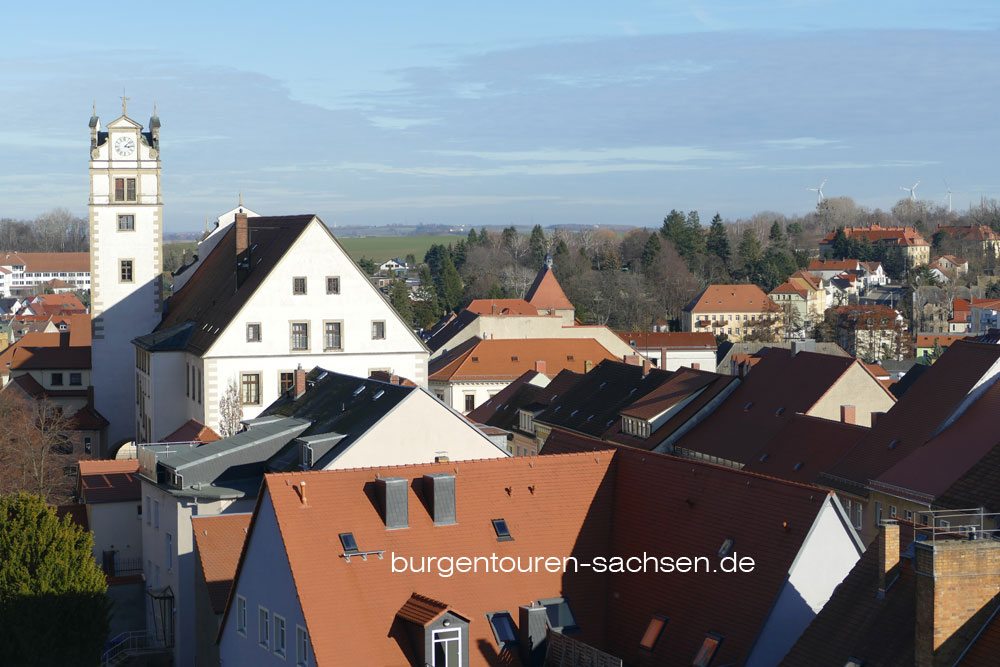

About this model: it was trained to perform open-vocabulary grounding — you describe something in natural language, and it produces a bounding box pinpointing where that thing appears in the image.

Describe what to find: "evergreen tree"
[413,267,441,329]
[529,224,547,265]
[738,229,764,269]
[390,279,414,326]
[488,282,504,299]
[358,256,378,275]
[642,233,662,272]
[768,220,786,248]
[479,227,489,246]
[439,256,464,311]
[555,239,569,256]
[424,244,450,281]
[706,213,730,266]
[660,209,686,243]
[831,227,850,259]
[452,240,468,270]
[467,228,479,246]
[0,493,109,666]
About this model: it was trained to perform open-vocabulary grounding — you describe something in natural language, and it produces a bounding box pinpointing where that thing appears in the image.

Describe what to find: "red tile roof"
[0,251,90,272]
[78,459,140,503]
[163,419,221,443]
[396,593,457,626]
[192,513,252,615]
[915,333,970,348]
[524,265,574,311]
[819,224,929,247]
[771,281,808,298]
[684,284,780,314]
[808,259,860,272]
[936,224,1000,242]
[464,299,538,316]
[615,331,717,350]
[429,337,615,382]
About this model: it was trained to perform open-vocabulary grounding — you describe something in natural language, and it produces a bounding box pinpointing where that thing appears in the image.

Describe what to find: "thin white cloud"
[760,137,842,150]
[431,145,740,163]
[336,160,711,177]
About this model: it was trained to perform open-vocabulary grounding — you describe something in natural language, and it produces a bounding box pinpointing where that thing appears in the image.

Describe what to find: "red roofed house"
[217,442,863,666]
[524,254,575,323]
[831,304,907,361]
[930,254,968,278]
[464,298,538,316]
[818,224,930,267]
[769,271,827,333]
[935,224,1000,255]
[428,337,616,413]
[915,333,970,360]
[614,330,717,371]
[682,284,781,342]
[0,250,91,297]
[76,459,142,577]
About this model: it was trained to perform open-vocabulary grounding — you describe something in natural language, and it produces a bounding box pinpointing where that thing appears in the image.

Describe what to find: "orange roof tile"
[808,259,860,272]
[936,224,1000,242]
[685,284,780,313]
[819,224,929,247]
[192,513,252,614]
[915,334,970,348]
[163,419,221,443]
[0,251,90,272]
[396,593,458,626]
[524,266,575,310]
[428,337,616,382]
[615,331,717,350]
[464,299,538,316]
[78,459,140,503]
[770,281,808,298]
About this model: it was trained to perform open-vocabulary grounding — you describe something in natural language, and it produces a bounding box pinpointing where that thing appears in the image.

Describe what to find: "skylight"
[492,519,513,542]
[793,461,804,472]
[693,634,722,667]
[339,532,359,553]
[599,382,607,389]
[372,390,384,400]
[639,616,667,650]
[317,371,328,381]
[472,356,480,362]
[775,407,785,416]
[718,538,734,558]
[888,439,900,450]
[744,402,753,411]
[486,612,518,650]
[570,410,579,417]
[759,454,769,463]
[511,356,519,362]
[538,597,579,634]
[353,385,365,396]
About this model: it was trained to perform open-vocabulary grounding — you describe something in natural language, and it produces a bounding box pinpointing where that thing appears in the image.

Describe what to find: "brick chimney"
[660,347,667,368]
[642,358,652,376]
[877,520,899,598]
[584,360,594,373]
[840,405,856,425]
[294,364,306,399]
[534,360,546,374]
[235,212,249,255]
[871,411,885,427]
[915,534,1000,667]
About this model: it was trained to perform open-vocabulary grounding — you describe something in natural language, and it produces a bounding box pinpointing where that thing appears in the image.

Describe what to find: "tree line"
[0,209,89,253]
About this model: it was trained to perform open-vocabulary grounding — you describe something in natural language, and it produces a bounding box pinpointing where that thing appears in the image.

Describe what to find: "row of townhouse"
[0,251,91,296]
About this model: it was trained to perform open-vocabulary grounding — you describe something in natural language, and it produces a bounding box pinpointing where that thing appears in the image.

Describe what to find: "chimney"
[660,347,667,368]
[642,358,651,376]
[915,534,1000,667]
[235,212,249,255]
[422,473,457,525]
[492,302,498,315]
[871,411,885,427]
[377,477,408,530]
[534,360,546,374]
[519,604,548,666]
[294,364,306,399]
[584,360,594,373]
[877,520,899,598]
[623,354,641,366]
[840,405,856,425]
[295,481,307,506]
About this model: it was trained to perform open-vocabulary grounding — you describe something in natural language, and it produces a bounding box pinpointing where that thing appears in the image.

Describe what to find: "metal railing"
[910,508,1000,543]
[101,630,158,666]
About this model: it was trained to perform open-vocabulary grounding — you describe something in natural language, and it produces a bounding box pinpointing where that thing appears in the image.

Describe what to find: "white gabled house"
[133,213,429,443]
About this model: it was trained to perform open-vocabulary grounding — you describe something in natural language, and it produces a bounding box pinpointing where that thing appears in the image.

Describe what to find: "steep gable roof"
[744,414,867,486]
[192,513,252,615]
[615,330,717,350]
[465,369,544,425]
[524,265,574,310]
[684,284,779,314]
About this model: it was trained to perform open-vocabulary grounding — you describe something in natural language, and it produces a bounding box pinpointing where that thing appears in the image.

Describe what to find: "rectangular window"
[185,363,189,397]
[69,372,82,386]
[120,259,134,283]
[432,628,462,667]
[247,323,261,342]
[324,321,342,351]
[154,500,159,529]
[291,322,309,351]
[114,178,137,202]
[371,320,386,340]
[293,277,307,295]
[51,372,64,386]
[237,596,247,636]
[889,505,897,519]
[465,394,475,412]
[280,371,294,394]
[117,214,135,231]
[166,533,173,571]
[875,502,883,526]
[326,276,340,294]
[197,369,202,404]
[274,615,286,657]
[145,496,151,525]
[259,607,270,649]
[296,626,309,666]
[241,372,262,406]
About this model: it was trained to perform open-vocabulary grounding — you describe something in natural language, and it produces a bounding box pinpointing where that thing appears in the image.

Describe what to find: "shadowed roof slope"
[192,513,252,615]
[744,414,867,486]
[78,459,140,503]
[524,265,574,310]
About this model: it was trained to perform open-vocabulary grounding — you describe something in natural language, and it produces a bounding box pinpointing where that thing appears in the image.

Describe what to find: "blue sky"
[2,1,1000,231]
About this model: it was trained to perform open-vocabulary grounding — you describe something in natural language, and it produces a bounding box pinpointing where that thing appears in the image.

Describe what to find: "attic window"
[472,357,480,362]
[793,461,804,472]
[372,390,385,400]
[775,407,785,416]
[486,612,518,651]
[639,615,667,650]
[570,410,579,417]
[888,439,900,450]
[339,533,359,554]
[693,634,723,667]
[718,538,734,558]
[492,519,513,542]
[353,385,365,396]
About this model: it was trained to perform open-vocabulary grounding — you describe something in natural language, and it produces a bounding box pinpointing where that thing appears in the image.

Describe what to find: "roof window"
[492,519,513,542]
[353,385,365,396]
[844,660,864,667]
[570,410,579,417]
[793,461,804,472]
[744,402,753,411]
[339,532,359,553]
[759,454,769,463]
[372,390,385,400]
[693,634,723,667]
[511,356,519,362]
[775,407,784,416]
[599,382,607,389]
[538,597,579,634]
[639,615,667,650]
[718,538,734,558]
[566,355,574,361]
[888,439,900,450]
[472,356,480,362]
[486,612,518,650]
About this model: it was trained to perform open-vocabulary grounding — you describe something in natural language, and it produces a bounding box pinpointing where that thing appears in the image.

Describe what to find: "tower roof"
[525,263,574,310]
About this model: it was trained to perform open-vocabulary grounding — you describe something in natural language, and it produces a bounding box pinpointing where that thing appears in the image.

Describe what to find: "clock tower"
[89,100,163,453]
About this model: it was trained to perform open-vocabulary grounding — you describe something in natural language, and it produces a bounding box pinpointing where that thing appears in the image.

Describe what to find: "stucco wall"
[807,362,895,427]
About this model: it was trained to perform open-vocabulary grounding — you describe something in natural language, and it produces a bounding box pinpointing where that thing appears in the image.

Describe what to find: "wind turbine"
[943,180,953,213]
[899,180,920,201]
[806,178,827,204]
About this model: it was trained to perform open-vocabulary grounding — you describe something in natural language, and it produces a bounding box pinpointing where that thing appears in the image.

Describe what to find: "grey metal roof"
[132,320,195,351]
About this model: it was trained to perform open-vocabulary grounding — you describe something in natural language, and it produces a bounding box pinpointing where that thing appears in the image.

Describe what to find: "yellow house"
[682,284,780,342]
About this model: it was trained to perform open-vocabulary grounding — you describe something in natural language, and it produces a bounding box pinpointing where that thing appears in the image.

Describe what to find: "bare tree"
[218,378,243,438]
[0,392,75,504]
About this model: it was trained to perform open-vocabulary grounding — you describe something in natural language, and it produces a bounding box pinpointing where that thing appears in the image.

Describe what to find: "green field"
[336,234,465,263]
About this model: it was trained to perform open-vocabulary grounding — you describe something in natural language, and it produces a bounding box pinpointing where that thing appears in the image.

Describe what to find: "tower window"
[114,178,137,202]
[117,214,135,231]
[120,260,134,283]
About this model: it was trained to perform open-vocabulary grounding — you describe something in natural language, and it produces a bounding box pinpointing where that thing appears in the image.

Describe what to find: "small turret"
[89,102,100,150]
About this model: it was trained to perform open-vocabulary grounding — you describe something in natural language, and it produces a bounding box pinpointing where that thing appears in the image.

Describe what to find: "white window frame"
[431,627,463,667]
[259,606,270,649]
[236,596,247,636]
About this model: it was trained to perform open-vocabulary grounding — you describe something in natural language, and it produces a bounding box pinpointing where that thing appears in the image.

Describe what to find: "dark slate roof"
[465,370,545,430]
[935,440,1000,513]
[425,309,479,353]
[154,215,315,355]
[535,360,673,437]
[133,320,194,352]
[260,368,415,471]
[888,362,930,398]
[823,340,1000,495]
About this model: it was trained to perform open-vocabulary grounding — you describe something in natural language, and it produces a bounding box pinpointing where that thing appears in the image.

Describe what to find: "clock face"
[114,135,136,158]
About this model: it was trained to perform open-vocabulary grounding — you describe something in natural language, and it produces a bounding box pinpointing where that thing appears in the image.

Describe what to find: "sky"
[2,1,1000,232]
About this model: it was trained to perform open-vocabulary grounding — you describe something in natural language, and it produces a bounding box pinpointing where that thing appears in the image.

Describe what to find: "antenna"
[943,180,953,213]
[805,178,827,204]
[899,180,920,201]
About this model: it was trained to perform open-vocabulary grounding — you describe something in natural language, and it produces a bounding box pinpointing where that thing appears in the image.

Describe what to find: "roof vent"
[759,454,769,463]
[377,477,408,530]
[599,382,607,389]
[373,390,385,400]
[718,538,734,557]
[888,439,900,450]
[567,355,574,361]
[472,356,480,362]
[353,385,365,396]
[423,473,457,526]
[775,407,785,416]
[511,356,519,362]
[744,402,753,411]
